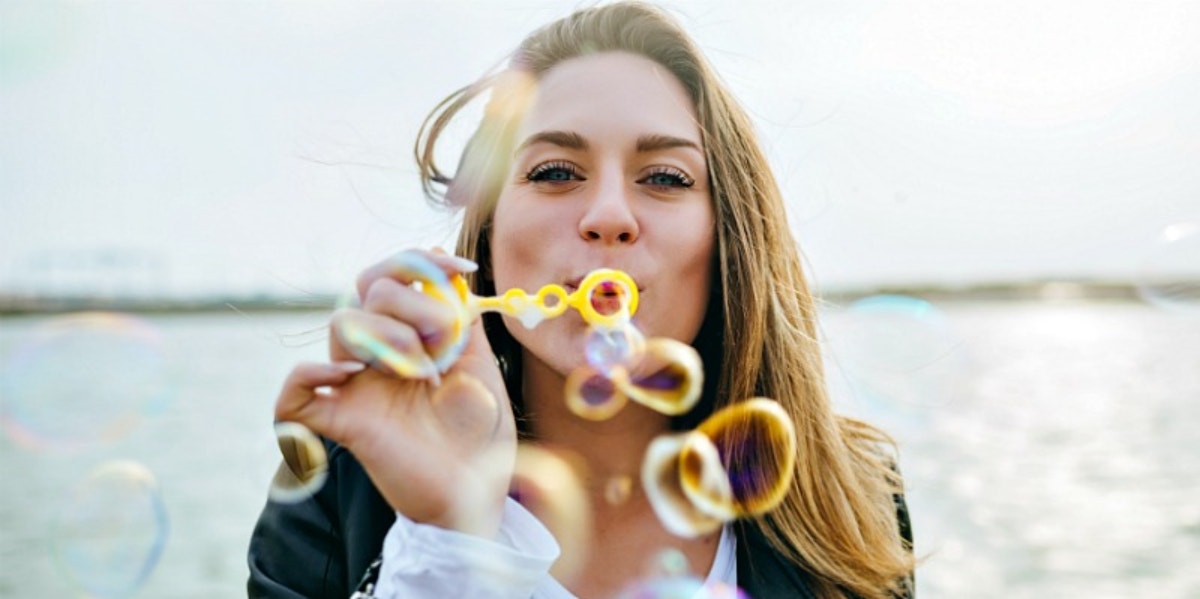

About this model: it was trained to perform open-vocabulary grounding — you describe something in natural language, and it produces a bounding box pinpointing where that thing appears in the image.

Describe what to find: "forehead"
[515,51,702,145]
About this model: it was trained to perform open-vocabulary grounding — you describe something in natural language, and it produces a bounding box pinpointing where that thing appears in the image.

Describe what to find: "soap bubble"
[825,295,969,409]
[1136,221,1200,314]
[604,475,634,506]
[0,312,171,451]
[642,432,725,538]
[565,366,628,421]
[622,338,703,416]
[643,399,796,537]
[268,422,329,503]
[585,325,645,374]
[53,460,169,598]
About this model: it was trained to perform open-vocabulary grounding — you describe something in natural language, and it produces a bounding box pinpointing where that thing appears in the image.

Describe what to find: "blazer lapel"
[736,522,820,599]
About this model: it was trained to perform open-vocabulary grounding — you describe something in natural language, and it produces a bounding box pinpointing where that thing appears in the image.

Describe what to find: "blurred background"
[1,1,1198,597]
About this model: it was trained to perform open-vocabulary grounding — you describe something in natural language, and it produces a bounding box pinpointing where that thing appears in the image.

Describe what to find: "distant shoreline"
[0,279,1166,316]
[0,295,339,316]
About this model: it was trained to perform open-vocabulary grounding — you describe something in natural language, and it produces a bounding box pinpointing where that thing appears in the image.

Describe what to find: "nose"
[579,172,639,244]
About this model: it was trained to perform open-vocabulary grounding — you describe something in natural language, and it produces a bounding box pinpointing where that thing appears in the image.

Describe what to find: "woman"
[248,2,915,598]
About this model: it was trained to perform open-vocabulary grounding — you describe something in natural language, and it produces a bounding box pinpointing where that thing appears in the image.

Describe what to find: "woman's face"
[490,51,715,377]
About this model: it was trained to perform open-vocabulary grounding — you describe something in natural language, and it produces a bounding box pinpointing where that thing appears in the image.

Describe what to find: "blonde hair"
[415,3,914,597]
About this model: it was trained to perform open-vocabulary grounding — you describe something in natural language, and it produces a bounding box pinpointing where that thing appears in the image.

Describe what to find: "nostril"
[587,231,601,240]
[618,232,632,243]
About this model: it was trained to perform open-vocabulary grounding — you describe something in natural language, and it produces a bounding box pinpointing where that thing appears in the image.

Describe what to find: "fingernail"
[333,361,367,374]
[374,349,440,381]
[446,256,479,273]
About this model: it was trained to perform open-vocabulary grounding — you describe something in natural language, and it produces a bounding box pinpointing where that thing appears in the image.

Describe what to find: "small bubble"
[0,312,171,451]
[565,366,628,421]
[622,339,703,416]
[268,422,329,503]
[1136,221,1200,314]
[604,476,633,506]
[53,460,168,599]
[652,547,690,577]
[585,325,645,374]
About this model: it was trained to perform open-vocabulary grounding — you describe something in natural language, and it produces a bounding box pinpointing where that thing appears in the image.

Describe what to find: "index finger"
[355,248,478,303]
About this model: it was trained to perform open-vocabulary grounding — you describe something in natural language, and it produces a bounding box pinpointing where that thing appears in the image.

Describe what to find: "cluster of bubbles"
[1,312,172,598]
[273,253,794,594]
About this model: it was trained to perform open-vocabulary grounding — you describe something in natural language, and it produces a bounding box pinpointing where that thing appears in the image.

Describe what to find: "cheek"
[488,198,538,289]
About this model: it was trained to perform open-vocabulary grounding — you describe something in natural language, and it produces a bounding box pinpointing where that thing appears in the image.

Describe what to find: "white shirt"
[373,497,737,598]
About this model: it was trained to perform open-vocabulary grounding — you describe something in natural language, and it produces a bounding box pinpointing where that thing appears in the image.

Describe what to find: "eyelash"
[524,161,583,183]
[639,167,694,189]
[524,162,696,190]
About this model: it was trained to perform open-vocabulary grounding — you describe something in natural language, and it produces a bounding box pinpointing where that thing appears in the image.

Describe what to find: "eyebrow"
[515,130,703,155]
[515,130,588,154]
[635,133,702,154]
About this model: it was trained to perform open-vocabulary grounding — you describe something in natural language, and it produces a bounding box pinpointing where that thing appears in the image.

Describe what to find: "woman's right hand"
[273,249,516,538]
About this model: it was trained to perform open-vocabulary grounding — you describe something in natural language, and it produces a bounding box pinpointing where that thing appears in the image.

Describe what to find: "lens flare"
[0,312,171,452]
[643,399,797,537]
[53,460,168,599]
[1136,221,1200,314]
[268,422,329,503]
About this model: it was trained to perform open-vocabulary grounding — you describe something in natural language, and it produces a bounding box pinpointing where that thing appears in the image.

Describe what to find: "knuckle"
[362,278,403,312]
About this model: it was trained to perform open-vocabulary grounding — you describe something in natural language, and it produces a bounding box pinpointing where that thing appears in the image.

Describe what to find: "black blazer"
[248,440,911,598]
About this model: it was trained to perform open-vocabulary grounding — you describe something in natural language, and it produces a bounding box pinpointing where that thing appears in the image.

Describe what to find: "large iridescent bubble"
[825,294,971,412]
[52,460,169,598]
[0,312,172,451]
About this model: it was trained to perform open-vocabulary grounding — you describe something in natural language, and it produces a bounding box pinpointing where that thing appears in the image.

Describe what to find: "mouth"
[564,274,648,296]
[564,273,646,316]
[563,274,646,293]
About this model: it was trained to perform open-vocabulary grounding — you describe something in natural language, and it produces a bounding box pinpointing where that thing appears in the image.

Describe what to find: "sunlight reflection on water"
[1,302,1198,597]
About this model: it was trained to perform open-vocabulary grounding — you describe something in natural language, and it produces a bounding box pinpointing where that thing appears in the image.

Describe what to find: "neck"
[521,350,673,496]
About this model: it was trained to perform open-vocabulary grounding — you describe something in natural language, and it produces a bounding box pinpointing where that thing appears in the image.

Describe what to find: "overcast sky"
[3,0,1198,297]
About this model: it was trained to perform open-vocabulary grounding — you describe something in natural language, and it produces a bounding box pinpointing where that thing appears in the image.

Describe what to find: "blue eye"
[639,167,694,189]
[526,161,582,183]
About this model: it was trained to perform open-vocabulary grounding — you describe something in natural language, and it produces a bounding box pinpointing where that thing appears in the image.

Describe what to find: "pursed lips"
[564,273,646,316]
